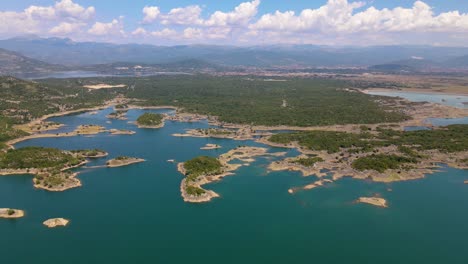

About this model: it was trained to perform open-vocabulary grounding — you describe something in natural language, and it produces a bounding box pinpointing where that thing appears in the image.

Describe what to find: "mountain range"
[0,36,467,77]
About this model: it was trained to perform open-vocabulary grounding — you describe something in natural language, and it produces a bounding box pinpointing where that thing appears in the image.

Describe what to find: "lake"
[366,90,468,109]
[1,107,467,264]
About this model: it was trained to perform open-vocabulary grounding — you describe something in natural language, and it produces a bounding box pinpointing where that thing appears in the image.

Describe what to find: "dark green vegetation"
[70,149,106,158]
[459,158,468,166]
[270,131,375,154]
[115,156,131,160]
[270,125,468,154]
[0,77,112,122]
[292,157,324,167]
[195,128,234,136]
[0,117,28,149]
[270,125,468,173]
[185,185,206,196]
[376,125,468,153]
[352,154,417,173]
[37,76,406,127]
[183,156,222,182]
[119,76,406,126]
[0,77,114,148]
[397,146,426,159]
[7,209,15,216]
[0,147,82,170]
[0,75,409,149]
[136,113,163,126]
[114,104,128,109]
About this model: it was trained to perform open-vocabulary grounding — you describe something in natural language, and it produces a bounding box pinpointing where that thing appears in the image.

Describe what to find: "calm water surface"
[1,108,467,264]
[367,90,468,109]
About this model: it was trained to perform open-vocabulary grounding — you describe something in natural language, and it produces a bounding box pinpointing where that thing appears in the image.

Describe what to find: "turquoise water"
[1,108,468,263]
[367,91,468,109]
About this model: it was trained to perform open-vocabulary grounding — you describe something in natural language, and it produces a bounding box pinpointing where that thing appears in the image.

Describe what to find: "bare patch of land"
[83,84,126,90]
[109,129,136,135]
[43,218,69,228]
[15,121,64,133]
[357,197,388,208]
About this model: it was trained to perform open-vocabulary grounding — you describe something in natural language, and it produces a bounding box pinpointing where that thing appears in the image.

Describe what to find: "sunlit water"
[367,90,468,109]
[1,108,467,264]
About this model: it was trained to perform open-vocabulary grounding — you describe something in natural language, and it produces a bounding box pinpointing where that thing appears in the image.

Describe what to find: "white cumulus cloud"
[161,5,203,25]
[142,6,160,24]
[88,17,125,36]
[0,0,95,38]
[49,22,86,35]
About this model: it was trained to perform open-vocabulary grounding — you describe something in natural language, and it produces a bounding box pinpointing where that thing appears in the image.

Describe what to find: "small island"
[43,218,70,228]
[178,147,282,203]
[106,110,127,120]
[0,208,25,219]
[200,143,222,150]
[136,113,165,128]
[109,129,136,135]
[0,147,110,191]
[357,197,388,208]
[75,125,106,135]
[71,149,108,158]
[179,156,223,203]
[106,156,145,167]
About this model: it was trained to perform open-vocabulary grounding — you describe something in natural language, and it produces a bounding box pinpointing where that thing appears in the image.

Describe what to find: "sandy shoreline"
[178,147,285,203]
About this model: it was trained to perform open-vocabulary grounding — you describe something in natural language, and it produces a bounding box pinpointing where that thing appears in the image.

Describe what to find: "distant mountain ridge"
[1,37,468,68]
[0,48,65,77]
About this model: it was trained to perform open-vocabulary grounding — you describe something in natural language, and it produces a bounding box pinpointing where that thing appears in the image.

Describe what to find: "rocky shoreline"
[43,218,70,228]
[177,147,285,203]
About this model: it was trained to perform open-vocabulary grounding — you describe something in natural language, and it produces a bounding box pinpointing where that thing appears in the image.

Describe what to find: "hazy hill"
[2,37,468,68]
[444,55,468,68]
[0,48,64,77]
[79,59,226,75]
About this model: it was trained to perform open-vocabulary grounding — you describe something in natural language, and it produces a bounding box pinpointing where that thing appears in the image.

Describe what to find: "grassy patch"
[352,154,417,173]
[291,157,324,167]
[136,113,163,126]
[0,147,82,170]
[184,156,222,182]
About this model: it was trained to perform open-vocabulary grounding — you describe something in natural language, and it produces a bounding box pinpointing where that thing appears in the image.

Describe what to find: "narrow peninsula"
[106,156,145,167]
[178,147,284,203]
[0,147,108,191]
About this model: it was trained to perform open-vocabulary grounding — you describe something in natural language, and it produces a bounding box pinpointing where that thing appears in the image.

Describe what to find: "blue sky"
[4,0,467,28]
[1,0,468,46]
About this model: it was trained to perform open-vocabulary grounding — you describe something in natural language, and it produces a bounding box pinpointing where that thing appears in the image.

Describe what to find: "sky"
[1,0,468,46]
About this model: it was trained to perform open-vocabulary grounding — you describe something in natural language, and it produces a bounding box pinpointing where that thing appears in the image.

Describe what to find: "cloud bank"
[1,0,467,46]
